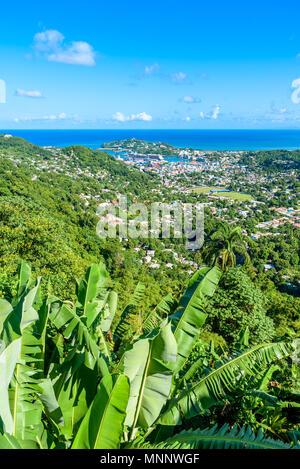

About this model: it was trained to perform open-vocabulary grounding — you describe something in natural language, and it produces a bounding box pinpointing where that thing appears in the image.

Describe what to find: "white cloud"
[15,88,43,98]
[144,63,160,75]
[40,113,67,120]
[211,105,220,119]
[134,112,152,121]
[33,30,96,66]
[197,106,221,120]
[112,111,152,122]
[112,112,128,122]
[183,116,191,121]
[34,30,64,52]
[291,78,300,104]
[171,72,188,84]
[182,96,201,103]
[48,42,96,66]
[13,112,68,122]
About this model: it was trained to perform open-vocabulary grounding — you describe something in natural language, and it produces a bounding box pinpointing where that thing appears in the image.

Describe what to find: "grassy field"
[216,191,254,201]
[190,186,253,201]
[192,186,226,194]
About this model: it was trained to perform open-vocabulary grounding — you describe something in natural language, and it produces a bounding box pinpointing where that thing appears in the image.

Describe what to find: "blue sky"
[1,0,300,129]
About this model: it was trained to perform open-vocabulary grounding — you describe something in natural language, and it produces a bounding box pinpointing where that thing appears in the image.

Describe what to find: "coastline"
[2,129,300,151]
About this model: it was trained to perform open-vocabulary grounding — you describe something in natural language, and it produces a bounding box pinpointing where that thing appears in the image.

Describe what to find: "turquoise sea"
[1,129,300,151]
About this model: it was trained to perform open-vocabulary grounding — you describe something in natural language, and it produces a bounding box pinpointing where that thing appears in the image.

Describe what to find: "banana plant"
[46,262,119,440]
[128,424,298,449]
[72,373,130,449]
[158,341,295,426]
[0,263,57,448]
[122,322,177,436]
[169,266,222,374]
[0,261,298,450]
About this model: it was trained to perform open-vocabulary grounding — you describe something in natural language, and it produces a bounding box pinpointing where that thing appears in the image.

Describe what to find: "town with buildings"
[1,134,299,283]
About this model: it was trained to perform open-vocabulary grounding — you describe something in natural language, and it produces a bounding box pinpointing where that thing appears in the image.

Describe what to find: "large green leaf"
[122,322,177,430]
[72,374,129,449]
[39,378,64,426]
[99,291,118,333]
[0,277,42,442]
[8,325,44,445]
[139,424,296,449]
[255,364,280,391]
[16,261,31,298]
[49,300,110,371]
[1,280,40,347]
[169,266,222,373]
[0,432,22,449]
[0,299,13,333]
[51,353,99,440]
[76,262,108,328]
[159,341,295,425]
[0,340,21,433]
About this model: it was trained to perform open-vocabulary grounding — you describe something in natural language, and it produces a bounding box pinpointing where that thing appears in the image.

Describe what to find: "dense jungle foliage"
[0,261,299,449]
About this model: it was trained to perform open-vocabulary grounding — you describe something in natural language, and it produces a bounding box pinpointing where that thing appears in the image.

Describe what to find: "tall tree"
[203,224,250,272]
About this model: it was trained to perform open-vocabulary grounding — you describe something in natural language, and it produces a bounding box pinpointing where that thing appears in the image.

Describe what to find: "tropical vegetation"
[0,135,299,450]
[0,261,298,450]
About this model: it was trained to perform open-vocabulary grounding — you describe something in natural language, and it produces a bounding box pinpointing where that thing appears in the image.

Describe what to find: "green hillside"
[0,136,179,309]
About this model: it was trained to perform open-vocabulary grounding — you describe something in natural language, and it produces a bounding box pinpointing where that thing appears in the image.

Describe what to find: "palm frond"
[159,341,295,425]
[141,424,296,449]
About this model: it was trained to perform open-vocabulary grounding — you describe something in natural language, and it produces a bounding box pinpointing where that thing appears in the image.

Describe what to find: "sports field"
[190,186,253,201]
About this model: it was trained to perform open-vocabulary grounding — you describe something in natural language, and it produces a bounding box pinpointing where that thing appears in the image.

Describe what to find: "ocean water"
[1,129,300,151]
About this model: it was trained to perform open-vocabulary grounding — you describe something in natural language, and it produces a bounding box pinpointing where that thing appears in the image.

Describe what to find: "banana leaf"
[122,322,177,430]
[72,374,129,449]
[76,262,108,328]
[49,300,110,370]
[0,432,22,449]
[50,352,100,440]
[140,424,296,449]
[0,278,42,444]
[159,341,295,425]
[169,266,222,373]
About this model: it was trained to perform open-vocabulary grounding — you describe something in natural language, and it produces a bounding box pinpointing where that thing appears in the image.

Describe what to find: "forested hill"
[0,134,156,192]
[61,144,154,188]
[0,134,53,158]
[0,135,158,301]
[240,149,300,170]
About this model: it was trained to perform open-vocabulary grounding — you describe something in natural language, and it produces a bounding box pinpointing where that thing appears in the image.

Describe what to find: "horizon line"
[2,128,300,132]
